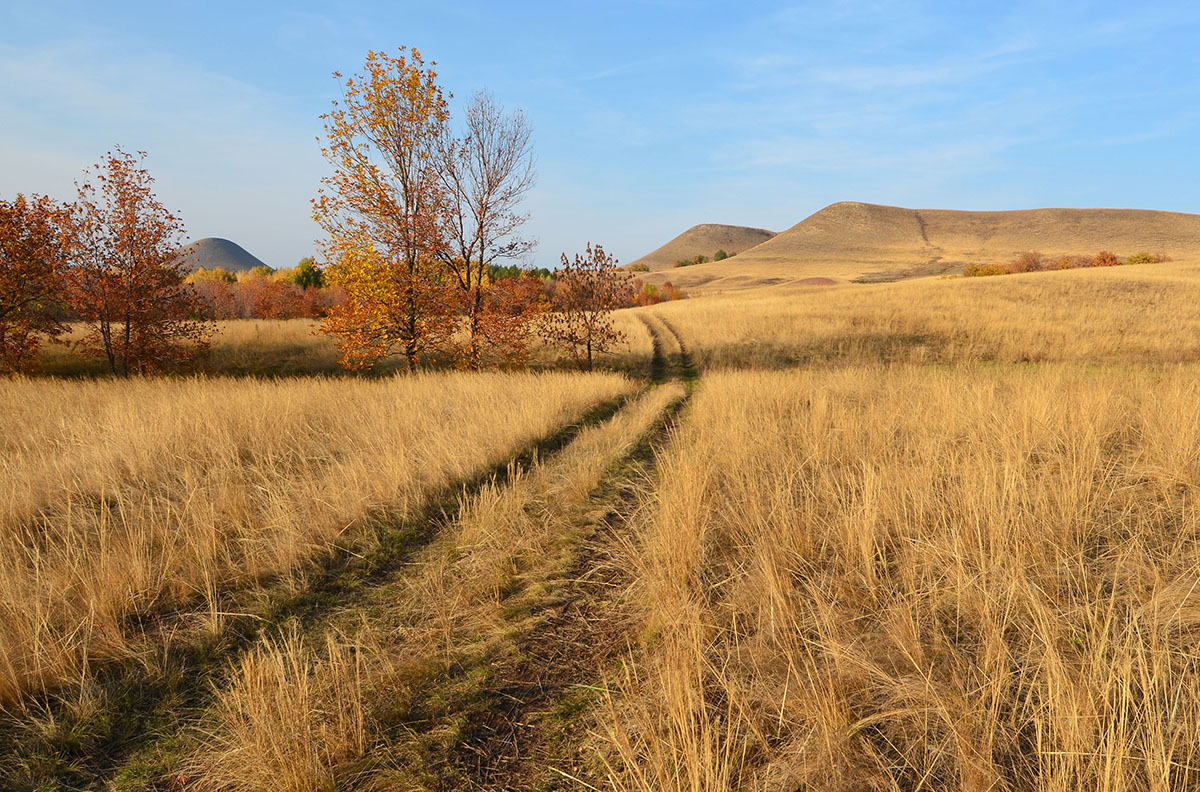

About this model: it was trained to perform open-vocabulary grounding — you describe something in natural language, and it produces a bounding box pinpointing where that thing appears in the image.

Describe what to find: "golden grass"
[36,315,654,376]
[644,259,1200,369]
[0,370,633,705]
[607,365,1200,791]
[188,383,685,791]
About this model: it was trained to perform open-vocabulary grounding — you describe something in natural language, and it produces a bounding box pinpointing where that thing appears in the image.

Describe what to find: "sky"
[2,1,1200,270]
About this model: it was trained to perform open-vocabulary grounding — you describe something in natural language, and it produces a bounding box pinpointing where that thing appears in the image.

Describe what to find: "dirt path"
[3,399,634,791]
[7,315,696,792]
[428,314,696,790]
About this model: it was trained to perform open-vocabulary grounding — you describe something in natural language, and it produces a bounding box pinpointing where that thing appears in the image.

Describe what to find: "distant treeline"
[186,259,576,320]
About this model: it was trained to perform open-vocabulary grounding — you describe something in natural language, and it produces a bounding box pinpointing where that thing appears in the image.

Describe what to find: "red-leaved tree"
[0,193,70,373]
[65,148,213,375]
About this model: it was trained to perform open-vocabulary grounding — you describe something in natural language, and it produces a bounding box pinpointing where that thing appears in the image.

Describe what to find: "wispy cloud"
[0,34,324,265]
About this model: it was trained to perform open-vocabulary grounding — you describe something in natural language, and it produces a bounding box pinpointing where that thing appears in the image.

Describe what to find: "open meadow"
[6,260,1200,791]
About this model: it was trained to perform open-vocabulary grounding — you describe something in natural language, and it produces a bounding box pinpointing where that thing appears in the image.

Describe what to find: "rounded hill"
[177,238,269,274]
[639,202,1200,290]
[626,223,776,272]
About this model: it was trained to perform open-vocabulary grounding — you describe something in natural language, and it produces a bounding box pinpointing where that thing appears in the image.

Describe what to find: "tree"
[437,91,536,368]
[291,256,325,288]
[65,148,212,376]
[0,193,70,373]
[315,47,455,371]
[541,243,633,371]
[473,273,544,368]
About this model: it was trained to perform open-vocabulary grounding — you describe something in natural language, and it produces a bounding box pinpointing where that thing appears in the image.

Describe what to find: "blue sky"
[2,1,1199,269]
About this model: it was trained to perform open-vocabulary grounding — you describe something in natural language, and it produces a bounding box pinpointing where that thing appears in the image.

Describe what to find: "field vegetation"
[643,259,1200,369]
[7,248,1200,791]
[0,371,632,704]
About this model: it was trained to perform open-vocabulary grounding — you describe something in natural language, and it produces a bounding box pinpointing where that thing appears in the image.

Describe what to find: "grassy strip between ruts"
[178,380,687,791]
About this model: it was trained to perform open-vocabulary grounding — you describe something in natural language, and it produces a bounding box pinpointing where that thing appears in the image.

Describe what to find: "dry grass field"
[0,371,632,704]
[638,202,1200,289]
[606,365,1200,792]
[9,251,1200,792]
[644,259,1200,369]
[34,313,656,377]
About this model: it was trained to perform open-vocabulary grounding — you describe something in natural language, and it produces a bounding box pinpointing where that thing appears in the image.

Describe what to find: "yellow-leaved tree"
[315,48,456,371]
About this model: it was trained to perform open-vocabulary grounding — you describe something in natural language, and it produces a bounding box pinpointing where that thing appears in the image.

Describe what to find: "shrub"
[1052,255,1091,270]
[1093,250,1122,267]
[628,263,649,272]
[713,249,728,261]
[187,266,237,284]
[1126,251,1171,265]
[1008,251,1044,273]
[660,280,686,301]
[963,263,1009,277]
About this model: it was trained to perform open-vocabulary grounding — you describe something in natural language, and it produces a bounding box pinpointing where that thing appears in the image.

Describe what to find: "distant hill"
[626,223,776,272]
[639,202,1200,290]
[177,238,269,274]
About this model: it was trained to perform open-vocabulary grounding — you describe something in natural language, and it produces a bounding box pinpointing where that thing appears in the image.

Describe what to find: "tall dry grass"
[0,371,633,705]
[35,314,656,377]
[189,383,685,791]
[608,366,1200,791]
[647,260,1200,369]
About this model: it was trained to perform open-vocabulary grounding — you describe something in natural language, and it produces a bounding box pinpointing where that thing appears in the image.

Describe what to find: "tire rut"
[439,313,695,791]
[6,393,637,792]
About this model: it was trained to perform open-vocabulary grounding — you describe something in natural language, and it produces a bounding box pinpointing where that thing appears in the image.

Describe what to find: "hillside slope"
[178,237,269,273]
[643,202,1200,290]
[626,223,775,272]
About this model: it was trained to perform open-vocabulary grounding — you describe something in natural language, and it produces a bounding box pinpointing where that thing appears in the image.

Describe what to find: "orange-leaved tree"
[0,193,70,373]
[541,243,632,371]
[65,148,212,376]
[315,47,456,371]
[437,91,536,367]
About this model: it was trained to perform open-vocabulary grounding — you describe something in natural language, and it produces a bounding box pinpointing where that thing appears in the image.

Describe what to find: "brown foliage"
[1093,250,1122,267]
[541,243,633,370]
[0,193,70,373]
[1052,254,1093,270]
[315,48,455,371]
[471,274,544,368]
[1008,251,1044,273]
[632,278,687,306]
[65,148,213,376]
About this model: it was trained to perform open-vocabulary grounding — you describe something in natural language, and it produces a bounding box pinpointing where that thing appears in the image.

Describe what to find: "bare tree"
[438,91,536,367]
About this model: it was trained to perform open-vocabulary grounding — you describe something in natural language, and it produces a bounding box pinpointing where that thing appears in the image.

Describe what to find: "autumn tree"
[0,193,70,373]
[65,148,212,376]
[291,256,324,288]
[316,48,456,371]
[541,243,633,371]
[437,91,536,367]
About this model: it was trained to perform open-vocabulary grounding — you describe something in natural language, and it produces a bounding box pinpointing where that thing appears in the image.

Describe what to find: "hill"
[641,202,1200,290]
[626,223,776,272]
[177,237,270,274]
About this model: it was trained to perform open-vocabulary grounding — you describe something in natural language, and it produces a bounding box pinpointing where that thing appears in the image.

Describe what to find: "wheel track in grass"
[426,313,697,791]
[9,314,696,791]
[2,391,637,791]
